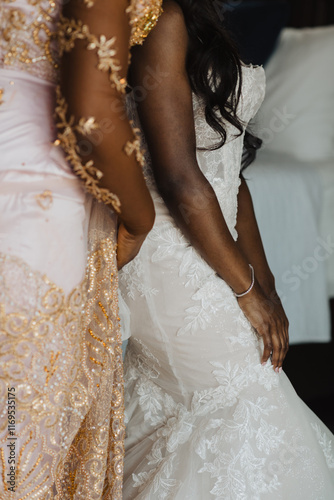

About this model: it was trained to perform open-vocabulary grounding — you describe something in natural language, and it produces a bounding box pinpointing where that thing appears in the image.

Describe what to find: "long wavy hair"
[173,0,244,150]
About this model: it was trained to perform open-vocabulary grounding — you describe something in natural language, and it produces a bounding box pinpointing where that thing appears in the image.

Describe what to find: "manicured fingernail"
[279,367,283,374]
[275,367,279,373]
[262,362,266,367]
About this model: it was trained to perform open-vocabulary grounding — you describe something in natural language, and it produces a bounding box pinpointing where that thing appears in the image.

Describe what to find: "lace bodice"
[194,65,266,239]
[0,0,163,83]
[139,65,266,239]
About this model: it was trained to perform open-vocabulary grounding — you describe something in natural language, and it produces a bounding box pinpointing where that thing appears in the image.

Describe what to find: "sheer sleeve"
[56,0,159,231]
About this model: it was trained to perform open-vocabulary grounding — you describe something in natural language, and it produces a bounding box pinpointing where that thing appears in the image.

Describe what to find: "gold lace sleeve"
[128,0,163,47]
[56,0,161,214]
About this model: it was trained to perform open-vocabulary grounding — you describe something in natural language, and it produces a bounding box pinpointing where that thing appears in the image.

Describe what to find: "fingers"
[238,286,290,374]
[282,318,290,364]
[268,318,289,373]
[260,329,273,366]
[275,315,289,371]
[259,317,289,373]
[270,327,283,373]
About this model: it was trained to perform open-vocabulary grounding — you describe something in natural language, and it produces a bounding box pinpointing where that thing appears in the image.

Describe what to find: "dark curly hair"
[173,0,244,150]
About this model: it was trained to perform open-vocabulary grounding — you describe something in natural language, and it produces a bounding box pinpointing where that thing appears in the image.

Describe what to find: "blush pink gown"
[0,1,123,498]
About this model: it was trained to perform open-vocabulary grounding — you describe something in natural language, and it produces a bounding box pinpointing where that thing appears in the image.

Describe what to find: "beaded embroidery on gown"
[0,0,162,498]
[119,65,334,499]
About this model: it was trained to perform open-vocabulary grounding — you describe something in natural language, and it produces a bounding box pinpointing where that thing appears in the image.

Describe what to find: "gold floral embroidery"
[58,234,125,498]
[44,351,60,385]
[83,0,95,8]
[56,12,151,210]
[0,0,60,82]
[0,89,4,106]
[124,125,146,168]
[0,230,124,498]
[55,87,122,211]
[0,0,163,82]
[35,190,53,210]
[128,0,163,46]
[0,253,88,498]
[58,15,127,94]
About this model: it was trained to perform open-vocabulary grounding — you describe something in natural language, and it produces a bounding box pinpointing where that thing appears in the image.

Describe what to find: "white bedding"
[317,158,334,297]
[246,149,331,344]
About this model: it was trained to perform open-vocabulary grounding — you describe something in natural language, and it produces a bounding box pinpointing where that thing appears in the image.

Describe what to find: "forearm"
[159,174,254,295]
[59,0,155,234]
[235,176,275,295]
[92,130,155,234]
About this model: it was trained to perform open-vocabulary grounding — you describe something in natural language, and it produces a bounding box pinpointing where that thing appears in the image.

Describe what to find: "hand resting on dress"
[237,282,289,372]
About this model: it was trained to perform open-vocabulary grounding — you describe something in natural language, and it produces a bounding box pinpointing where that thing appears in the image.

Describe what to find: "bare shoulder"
[135,0,188,61]
[161,0,186,28]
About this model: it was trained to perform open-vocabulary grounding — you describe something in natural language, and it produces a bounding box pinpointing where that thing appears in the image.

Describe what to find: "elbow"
[156,174,214,209]
[131,197,156,236]
[121,202,155,237]
[143,206,156,233]
[156,176,183,203]
[156,177,192,209]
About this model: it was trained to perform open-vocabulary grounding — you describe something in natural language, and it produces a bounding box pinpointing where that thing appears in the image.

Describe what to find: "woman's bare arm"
[236,175,289,347]
[130,0,289,369]
[60,0,155,266]
[236,176,276,295]
[131,2,252,293]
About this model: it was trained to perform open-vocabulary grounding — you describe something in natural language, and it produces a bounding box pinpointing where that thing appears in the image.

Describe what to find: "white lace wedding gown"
[119,65,334,499]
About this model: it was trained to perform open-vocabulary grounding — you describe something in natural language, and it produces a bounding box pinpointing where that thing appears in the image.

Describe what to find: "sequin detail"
[0,236,124,499]
[35,190,53,210]
[128,0,163,46]
[0,0,60,82]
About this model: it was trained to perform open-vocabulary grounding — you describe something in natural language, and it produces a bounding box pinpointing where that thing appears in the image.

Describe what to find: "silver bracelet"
[234,264,255,298]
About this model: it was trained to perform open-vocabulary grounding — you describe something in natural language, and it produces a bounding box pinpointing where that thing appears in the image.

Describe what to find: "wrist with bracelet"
[234,264,255,298]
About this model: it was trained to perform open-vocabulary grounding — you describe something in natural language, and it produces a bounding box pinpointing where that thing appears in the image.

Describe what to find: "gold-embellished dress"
[0,0,161,498]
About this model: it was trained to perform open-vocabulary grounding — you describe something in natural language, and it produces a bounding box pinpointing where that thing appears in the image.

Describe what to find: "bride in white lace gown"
[0,0,161,496]
[120,1,334,498]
